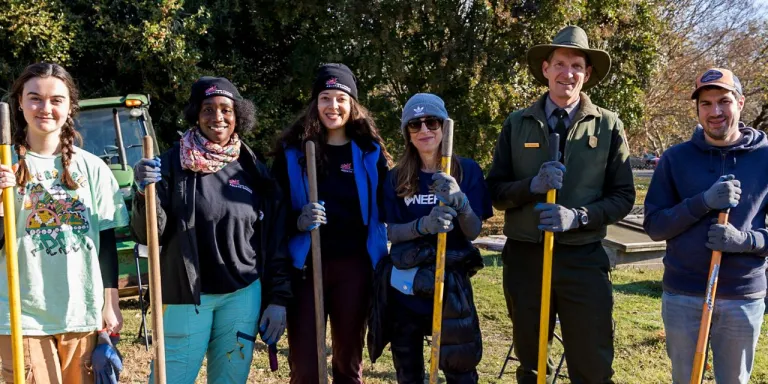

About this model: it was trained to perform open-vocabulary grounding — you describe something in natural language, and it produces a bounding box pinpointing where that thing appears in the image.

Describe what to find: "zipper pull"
[721,151,727,175]
[302,265,307,280]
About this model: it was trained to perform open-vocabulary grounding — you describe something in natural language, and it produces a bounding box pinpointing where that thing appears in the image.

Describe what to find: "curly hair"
[272,98,393,173]
[183,97,257,135]
[8,62,83,190]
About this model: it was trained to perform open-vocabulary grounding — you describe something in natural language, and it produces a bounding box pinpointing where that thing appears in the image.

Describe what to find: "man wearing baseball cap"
[487,25,635,383]
[644,68,768,383]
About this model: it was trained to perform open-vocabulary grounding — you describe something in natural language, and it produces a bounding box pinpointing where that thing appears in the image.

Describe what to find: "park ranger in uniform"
[487,25,635,384]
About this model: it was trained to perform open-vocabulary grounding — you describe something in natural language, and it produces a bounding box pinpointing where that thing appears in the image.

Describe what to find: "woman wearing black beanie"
[132,76,291,383]
[271,63,392,383]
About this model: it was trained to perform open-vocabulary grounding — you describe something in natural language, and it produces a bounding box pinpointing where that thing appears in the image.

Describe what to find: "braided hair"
[8,63,82,190]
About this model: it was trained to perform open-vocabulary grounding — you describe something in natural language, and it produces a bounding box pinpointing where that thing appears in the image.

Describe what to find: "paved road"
[633,170,654,178]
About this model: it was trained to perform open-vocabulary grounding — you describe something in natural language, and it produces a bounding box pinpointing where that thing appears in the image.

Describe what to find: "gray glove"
[431,172,469,213]
[706,219,755,253]
[297,202,326,231]
[259,304,287,345]
[133,157,162,192]
[534,203,578,232]
[530,161,566,194]
[703,174,741,210]
[418,206,457,234]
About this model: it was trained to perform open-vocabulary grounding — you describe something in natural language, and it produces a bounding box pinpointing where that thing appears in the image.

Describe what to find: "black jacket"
[131,143,292,308]
[368,240,484,372]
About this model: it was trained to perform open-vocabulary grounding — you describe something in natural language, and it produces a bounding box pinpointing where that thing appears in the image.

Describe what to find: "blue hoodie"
[644,124,768,299]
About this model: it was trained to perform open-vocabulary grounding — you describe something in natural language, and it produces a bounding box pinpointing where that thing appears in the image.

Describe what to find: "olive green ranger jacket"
[486,92,635,245]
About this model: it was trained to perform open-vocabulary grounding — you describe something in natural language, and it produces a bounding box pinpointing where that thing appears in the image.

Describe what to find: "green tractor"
[76,94,159,297]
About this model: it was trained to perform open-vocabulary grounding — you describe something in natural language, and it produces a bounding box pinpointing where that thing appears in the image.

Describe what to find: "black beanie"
[189,76,243,107]
[311,63,358,100]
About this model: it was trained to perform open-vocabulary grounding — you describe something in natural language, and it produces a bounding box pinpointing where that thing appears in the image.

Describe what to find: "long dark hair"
[272,98,393,172]
[394,136,462,198]
[9,62,82,190]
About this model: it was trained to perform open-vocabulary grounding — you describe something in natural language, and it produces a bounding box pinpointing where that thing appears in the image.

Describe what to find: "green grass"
[635,176,650,205]
[116,252,768,383]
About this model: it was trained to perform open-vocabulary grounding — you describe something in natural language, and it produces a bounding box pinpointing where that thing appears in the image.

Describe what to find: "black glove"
[413,265,436,298]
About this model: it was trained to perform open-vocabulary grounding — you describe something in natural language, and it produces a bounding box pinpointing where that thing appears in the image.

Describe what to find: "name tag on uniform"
[524,143,540,148]
[588,136,598,148]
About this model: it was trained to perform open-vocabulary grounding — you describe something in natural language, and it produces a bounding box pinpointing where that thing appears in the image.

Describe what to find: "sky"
[757,0,768,15]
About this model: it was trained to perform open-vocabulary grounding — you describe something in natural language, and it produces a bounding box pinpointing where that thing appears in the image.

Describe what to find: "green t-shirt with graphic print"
[0,148,129,335]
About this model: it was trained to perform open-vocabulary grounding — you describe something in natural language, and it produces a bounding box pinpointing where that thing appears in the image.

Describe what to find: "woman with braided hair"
[0,62,128,383]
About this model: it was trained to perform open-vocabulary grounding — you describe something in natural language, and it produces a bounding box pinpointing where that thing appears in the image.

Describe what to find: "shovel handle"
[143,136,166,384]
[690,209,729,383]
[549,133,560,162]
[305,141,328,383]
[429,118,454,384]
[537,132,560,384]
[0,102,24,384]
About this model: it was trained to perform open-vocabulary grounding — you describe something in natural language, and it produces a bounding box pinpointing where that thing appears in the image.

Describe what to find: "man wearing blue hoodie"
[644,68,768,384]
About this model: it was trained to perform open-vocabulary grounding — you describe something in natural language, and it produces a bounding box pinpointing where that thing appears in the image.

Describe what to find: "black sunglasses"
[406,117,443,133]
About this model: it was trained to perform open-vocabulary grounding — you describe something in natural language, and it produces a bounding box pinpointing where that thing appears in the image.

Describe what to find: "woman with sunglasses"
[271,63,392,383]
[369,93,492,383]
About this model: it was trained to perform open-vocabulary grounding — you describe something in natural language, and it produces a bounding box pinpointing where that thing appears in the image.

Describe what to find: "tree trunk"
[752,103,768,132]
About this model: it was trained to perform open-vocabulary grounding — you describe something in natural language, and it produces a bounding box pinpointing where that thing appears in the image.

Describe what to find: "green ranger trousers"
[502,239,615,384]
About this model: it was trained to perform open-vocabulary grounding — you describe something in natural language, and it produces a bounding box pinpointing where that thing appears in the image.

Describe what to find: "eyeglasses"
[407,118,443,133]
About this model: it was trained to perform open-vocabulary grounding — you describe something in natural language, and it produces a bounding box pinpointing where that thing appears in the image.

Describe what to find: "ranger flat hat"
[526,25,611,90]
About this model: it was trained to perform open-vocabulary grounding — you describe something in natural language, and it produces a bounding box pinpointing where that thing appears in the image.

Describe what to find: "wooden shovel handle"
[305,141,328,383]
[143,136,166,384]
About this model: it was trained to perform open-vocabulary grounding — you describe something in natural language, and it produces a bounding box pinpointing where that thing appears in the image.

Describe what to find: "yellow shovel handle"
[429,118,454,384]
[537,188,557,384]
[1,101,24,383]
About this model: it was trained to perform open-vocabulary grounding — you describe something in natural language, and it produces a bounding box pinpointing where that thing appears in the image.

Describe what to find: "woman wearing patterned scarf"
[131,77,292,383]
[271,63,393,384]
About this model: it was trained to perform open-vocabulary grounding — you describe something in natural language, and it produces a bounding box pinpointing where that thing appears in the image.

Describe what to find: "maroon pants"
[287,254,373,384]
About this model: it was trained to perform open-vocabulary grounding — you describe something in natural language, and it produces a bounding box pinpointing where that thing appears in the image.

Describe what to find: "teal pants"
[149,279,262,384]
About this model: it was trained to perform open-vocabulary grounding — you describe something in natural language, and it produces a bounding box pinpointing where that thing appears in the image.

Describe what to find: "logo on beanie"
[205,85,234,99]
[325,77,352,94]
[413,106,425,116]
[701,70,724,84]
